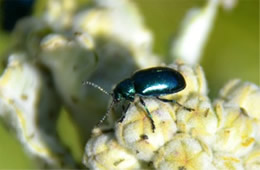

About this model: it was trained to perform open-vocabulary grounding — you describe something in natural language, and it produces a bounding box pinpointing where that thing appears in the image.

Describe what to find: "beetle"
[83,67,193,132]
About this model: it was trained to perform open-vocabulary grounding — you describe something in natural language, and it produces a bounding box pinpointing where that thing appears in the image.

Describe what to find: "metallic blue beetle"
[84,67,193,132]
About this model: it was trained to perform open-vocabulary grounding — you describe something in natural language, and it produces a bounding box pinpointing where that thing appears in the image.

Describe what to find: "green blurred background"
[0,0,259,168]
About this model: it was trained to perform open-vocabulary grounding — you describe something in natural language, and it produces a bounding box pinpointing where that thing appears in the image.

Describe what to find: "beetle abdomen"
[132,67,186,97]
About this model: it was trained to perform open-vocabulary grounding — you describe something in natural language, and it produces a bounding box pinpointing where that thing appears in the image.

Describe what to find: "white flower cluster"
[84,63,260,170]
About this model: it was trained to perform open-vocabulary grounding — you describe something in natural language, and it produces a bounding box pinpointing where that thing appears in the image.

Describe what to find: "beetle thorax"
[113,78,135,102]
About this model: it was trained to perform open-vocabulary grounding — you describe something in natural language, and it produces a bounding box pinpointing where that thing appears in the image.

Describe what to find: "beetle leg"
[156,97,195,112]
[118,103,131,123]
[139,97,156,132]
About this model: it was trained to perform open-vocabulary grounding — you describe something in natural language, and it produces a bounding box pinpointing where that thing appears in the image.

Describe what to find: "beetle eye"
[114,98,119,103]
[113,93,121,102]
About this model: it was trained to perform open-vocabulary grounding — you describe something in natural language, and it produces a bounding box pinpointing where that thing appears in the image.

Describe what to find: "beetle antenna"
[83,81,112,96]
[96,100,115,126]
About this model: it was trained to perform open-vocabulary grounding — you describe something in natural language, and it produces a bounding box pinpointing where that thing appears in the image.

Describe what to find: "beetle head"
[113,78,135,102]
